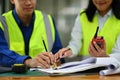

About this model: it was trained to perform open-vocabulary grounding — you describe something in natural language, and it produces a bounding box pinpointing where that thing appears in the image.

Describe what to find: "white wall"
[37,0,88,47]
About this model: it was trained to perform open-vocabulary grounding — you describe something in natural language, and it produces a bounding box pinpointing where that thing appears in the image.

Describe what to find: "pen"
[42,37,48,52]
[42,37,57,70]
[61,48,71,56]
[57,48,71,60]
[61,48,71,57]
[64,48,71,53]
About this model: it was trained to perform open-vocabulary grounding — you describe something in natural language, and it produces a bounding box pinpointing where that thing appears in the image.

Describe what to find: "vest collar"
[13,9,35,28]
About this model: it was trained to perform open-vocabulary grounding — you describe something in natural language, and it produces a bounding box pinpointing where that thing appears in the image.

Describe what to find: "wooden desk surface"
[1,74,120,80]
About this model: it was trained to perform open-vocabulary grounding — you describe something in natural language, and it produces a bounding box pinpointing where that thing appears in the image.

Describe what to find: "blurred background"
[0,0,88,47]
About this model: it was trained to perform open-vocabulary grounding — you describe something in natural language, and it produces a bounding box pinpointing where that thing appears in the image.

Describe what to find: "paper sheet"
[100,63,120,76]
[30,57,120,75]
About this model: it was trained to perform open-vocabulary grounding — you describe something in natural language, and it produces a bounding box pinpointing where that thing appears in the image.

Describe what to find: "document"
[30,57,120,75]
[100,63,120,76]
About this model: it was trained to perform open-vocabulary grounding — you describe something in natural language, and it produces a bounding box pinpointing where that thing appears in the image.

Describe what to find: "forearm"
[110,34,120,61]
[0,29,30,67]
[67,14,82,58]
[0,50,30,67]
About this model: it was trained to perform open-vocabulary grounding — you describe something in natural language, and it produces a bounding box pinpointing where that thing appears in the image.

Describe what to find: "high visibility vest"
[0,10,55,58]
[79,11,120,56]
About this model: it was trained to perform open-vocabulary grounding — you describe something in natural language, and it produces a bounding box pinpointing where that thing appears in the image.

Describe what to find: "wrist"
[24,59,32,67]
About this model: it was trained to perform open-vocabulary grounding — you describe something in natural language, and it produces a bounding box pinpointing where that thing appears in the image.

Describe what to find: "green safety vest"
[79,11,120,56]
[0,10,55,58]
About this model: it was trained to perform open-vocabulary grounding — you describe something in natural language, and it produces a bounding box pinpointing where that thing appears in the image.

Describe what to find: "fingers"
[89,41,107,57]
[26,49,73,68]
[39,52,54,64]
[93,41,102,53]
[54,52,60,62]
[54,48,72,62]
[27,52,55,68]
[27,57,49,68]
[59,48,70,58]
[89,42,98,56]
[39,52,55,67]
[37,54,50,68]
[33,57,49,68]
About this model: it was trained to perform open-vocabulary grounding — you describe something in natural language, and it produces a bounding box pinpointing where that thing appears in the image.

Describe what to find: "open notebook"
[30,57,120,76]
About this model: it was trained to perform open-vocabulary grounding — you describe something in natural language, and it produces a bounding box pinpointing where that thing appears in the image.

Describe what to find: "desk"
[1,74,120,80]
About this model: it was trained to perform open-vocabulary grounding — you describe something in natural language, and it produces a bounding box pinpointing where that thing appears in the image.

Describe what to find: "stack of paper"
[100,62,120,75]
[30,57,120,76]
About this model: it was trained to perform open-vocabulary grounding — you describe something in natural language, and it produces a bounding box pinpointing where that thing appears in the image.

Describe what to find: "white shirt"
[110,34,120,61]
[67,9,112,58]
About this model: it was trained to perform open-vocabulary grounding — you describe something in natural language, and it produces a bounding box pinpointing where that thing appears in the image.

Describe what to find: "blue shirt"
[0,10,63,67]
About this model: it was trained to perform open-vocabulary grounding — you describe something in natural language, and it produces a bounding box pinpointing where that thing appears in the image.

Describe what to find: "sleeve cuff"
[15,56,31,64]
[67,46,78,58]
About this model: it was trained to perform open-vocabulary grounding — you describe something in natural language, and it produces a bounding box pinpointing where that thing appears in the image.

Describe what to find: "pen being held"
[55,48,72,62]
[42,37,57,70]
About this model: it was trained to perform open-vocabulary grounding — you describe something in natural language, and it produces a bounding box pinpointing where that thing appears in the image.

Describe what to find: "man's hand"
[24,52,54,68]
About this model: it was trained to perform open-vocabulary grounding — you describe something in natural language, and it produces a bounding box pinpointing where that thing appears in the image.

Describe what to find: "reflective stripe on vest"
[0,11,55,57]
[0,16,9,46]
[42,12,53,51]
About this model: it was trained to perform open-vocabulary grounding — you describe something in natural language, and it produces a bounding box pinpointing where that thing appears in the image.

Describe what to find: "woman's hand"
[54,48,72,62]
[89,40,109,57]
